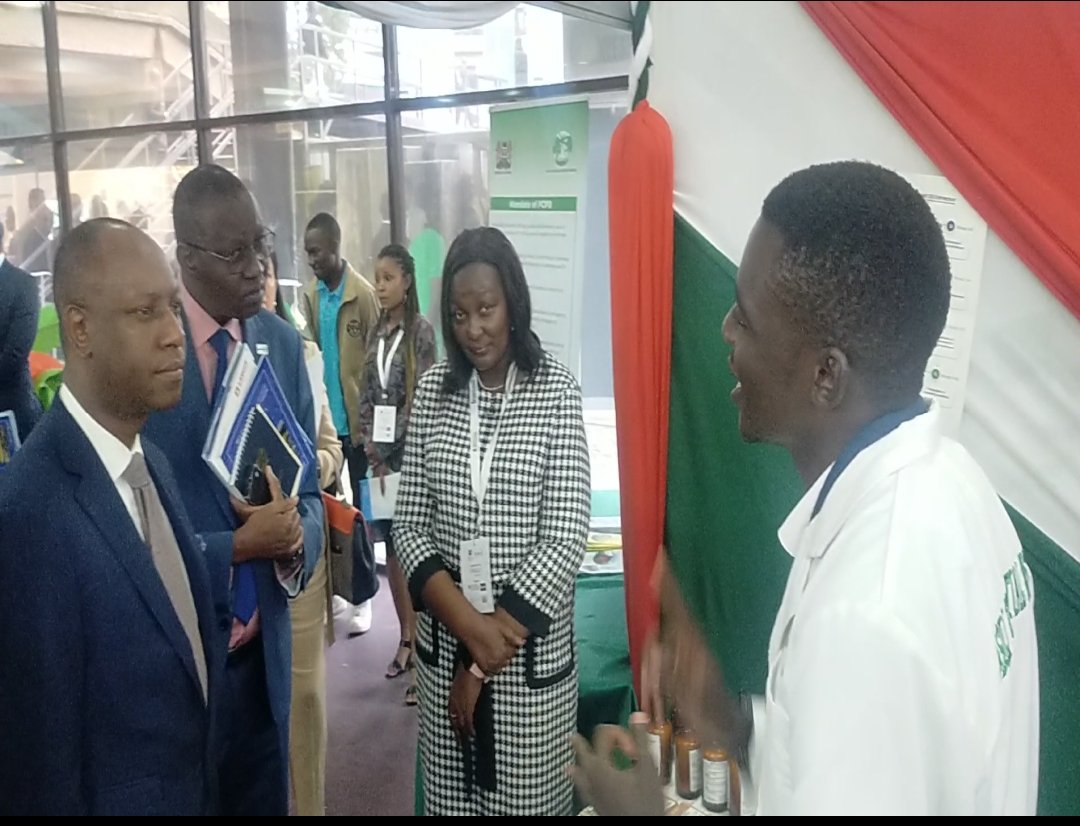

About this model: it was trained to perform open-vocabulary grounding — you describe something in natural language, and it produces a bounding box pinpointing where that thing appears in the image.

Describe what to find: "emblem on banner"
[495,140,513,171]
[553,131,573,167]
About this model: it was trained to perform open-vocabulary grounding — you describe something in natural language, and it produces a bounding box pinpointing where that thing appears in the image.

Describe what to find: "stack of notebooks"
[202,344,314,505]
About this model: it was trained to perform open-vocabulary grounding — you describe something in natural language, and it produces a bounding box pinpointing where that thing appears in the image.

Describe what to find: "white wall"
[649,0,1080,559]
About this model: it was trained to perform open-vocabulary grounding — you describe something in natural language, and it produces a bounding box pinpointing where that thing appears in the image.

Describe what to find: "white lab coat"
[749,405,1039,815]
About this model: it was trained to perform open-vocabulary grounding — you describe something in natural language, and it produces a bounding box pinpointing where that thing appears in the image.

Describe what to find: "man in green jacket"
[301,212,379,635]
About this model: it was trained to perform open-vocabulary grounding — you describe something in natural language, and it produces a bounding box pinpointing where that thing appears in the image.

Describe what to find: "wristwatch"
[469,662,491,683]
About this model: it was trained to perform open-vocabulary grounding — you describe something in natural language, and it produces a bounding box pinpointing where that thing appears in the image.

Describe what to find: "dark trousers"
[371,518,395,557]
[218,638,287,816]
[340,436,367,506]
[340,437,376,606]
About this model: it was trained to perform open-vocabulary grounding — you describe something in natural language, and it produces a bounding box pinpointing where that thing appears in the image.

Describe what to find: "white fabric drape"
[325,1,517,29]
[648,1,1080,562]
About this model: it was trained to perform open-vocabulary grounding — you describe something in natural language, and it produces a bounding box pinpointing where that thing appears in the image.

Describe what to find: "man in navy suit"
[0,221,43,441]
[0,219,222,814]
[143,165,323,816]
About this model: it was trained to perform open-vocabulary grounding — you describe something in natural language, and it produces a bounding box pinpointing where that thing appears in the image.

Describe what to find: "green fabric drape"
[666,214,798,695]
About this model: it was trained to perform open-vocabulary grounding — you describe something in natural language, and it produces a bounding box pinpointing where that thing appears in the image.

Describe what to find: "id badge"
[459,537,494,613]
[373,404,396,443]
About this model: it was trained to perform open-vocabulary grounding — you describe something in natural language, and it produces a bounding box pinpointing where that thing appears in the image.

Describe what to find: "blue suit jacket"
[142,308,323,772]
[0,399,223,815]
[0,257,43,441]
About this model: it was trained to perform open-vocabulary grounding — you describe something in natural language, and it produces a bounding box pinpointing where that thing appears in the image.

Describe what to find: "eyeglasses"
[180,228,275,272]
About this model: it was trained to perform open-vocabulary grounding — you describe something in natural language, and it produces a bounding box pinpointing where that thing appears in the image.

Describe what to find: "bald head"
[53,218,166,313]
[55,218,185,429]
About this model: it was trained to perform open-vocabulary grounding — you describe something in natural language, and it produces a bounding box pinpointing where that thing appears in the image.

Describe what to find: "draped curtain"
[608,100,673,693]
[321,1,516,29]
[803,1,1080,322]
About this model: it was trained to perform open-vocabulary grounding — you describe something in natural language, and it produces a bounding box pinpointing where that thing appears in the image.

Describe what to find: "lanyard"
[469,363,518,510]
[376,329,405,396]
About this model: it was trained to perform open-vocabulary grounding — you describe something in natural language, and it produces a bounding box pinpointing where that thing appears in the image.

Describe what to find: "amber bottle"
[645,717,673,785]
[674,727,702,799]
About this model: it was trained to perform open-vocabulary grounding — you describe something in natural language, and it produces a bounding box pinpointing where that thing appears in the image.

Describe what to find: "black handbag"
[322,492,380,605]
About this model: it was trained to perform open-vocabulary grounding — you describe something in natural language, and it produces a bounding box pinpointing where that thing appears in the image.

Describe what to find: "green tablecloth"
[414,573,634,814]
[574,573,636,737]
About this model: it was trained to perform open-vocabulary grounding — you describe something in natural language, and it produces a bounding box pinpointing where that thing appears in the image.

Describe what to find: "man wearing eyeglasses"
[143,164,324,816]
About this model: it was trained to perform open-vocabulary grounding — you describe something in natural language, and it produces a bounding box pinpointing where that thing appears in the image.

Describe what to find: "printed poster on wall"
[902,172,989,435]
[489,99,589,377]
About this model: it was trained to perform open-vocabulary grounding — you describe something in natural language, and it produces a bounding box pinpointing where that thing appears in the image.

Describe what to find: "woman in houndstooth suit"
[393,227,591,815]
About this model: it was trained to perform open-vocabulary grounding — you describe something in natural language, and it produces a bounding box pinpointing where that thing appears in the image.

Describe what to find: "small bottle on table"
[645,715,673,785]
[674,727,702,800]
[702,744,730,813]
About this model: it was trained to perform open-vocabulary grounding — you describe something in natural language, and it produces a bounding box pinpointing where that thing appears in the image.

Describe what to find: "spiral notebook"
[202,344,314,502]
[235,404,304,503]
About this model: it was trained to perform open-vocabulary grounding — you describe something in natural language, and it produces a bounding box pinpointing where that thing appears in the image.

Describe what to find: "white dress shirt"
[749,404,1039,815]
[60,385,146,541]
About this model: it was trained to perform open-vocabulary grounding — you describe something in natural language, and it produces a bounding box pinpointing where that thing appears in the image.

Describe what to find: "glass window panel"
[211,117,389,317]
[204,1,385,118]
[0,1,51,138]
[401,94,627,388]
[57,1,194,131]
[403,94,626,523]
[396,6,630,100]
[66,128,200,265]
[1,142,57,282]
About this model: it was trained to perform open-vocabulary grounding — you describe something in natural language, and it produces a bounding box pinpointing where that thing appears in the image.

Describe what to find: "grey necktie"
[123,452,208,701]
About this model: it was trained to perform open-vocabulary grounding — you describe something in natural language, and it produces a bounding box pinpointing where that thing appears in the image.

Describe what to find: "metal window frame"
[11,1,629,246]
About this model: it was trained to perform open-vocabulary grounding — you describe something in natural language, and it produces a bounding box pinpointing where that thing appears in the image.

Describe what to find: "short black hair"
[53,218,134,348]
[173,164,247,243]
[305,212,341,248]
[440,227,543,394]
[761,161,950,401]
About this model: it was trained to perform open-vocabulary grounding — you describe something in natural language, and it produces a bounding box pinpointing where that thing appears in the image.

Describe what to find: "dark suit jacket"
[10,225,51,274]
[143,309,323,776]
[0,398,223,815]
[0,257,43,441]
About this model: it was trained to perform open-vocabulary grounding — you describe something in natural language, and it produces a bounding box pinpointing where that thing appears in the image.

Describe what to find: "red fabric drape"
[803,1,1080,322]
[608,101,674,695]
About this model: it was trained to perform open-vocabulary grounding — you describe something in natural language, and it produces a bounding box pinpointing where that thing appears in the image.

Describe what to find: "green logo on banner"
[553,131,573,166]
[495,140,512,171]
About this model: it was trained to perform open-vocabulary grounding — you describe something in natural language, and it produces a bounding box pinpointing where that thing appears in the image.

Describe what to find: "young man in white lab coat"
[571,161,1039,815]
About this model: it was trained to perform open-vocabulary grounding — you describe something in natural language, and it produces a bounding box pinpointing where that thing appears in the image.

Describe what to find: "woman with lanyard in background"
[357,244,436,705]
[393,227,591,815]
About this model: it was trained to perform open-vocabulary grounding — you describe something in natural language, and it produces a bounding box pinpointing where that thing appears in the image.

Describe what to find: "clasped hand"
[464,607,526,676]
[449,609,528,740]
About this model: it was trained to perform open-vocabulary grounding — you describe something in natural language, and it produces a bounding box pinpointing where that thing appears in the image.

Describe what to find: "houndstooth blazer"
[394,352,591,814]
